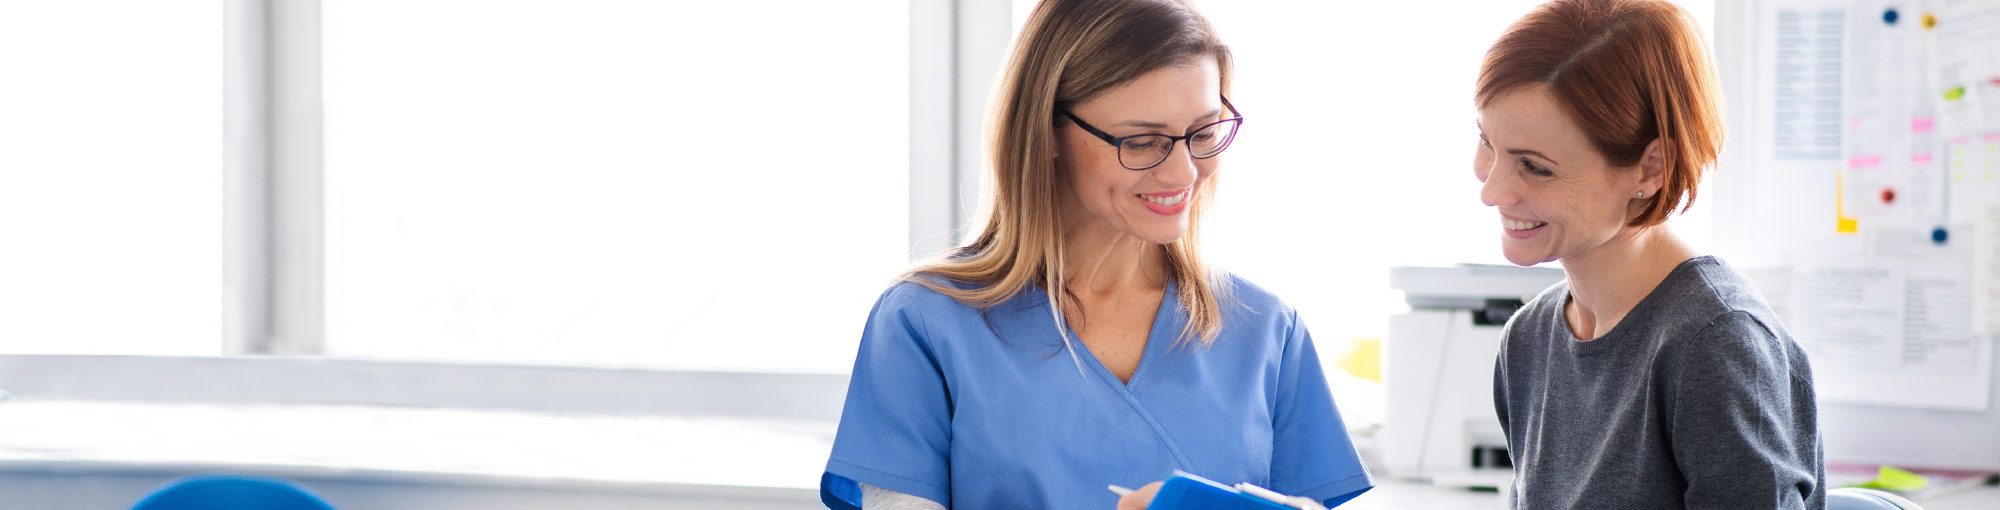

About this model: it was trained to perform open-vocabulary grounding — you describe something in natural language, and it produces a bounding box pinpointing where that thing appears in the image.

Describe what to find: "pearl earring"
[1635,191,1645,199]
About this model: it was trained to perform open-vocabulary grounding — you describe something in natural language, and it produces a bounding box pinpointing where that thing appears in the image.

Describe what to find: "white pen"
[1107,484,1135,497]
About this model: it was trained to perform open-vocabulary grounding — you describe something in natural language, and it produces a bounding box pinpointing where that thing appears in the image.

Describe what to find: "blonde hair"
[1477,0,1725,227]
[906,0,1234,353]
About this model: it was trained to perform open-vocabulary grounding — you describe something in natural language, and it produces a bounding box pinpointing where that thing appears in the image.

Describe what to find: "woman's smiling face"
[1474,84,1658,267]
[1057,58,1226,246]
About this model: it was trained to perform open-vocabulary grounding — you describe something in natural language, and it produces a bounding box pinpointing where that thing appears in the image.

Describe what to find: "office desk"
[0,400,826,509]
[1925,485,2000,510]
[1344,479,2000,510]
[1340,481,1499,509]
[4,400,1995,510]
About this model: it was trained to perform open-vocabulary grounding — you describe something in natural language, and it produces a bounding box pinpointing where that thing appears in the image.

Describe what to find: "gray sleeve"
[1493,338,1510,439]
[862,482,948,510]
[1665,311,1819,510]
[1492,325,1517,510]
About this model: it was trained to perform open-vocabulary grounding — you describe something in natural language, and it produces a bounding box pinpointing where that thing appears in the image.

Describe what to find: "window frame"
[217,0,1009,372]
[5,0,1009,445]
[224,0,323,356]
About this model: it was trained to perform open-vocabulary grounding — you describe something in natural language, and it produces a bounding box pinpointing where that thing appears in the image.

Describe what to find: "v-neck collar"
[1061,277,1179,389]
[1055,277,1195,470]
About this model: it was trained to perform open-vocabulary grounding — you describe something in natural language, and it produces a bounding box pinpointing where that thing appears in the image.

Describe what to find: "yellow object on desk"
[1851,465,1928,493]
[1334,337,1381,383]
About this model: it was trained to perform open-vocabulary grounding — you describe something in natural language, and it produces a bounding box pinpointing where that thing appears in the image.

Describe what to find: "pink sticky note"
[1850,155,1884,169]
[1912,117,1936,133]
[1984,133,2000,143]
[1913,152,1934,165]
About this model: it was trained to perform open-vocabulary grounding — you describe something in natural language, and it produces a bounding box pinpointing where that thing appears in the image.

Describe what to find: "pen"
[1107,484,1135,497]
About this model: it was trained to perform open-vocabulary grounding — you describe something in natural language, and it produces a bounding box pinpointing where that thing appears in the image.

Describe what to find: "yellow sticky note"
[1852,465,1928,492]
[1836,171,1860,234]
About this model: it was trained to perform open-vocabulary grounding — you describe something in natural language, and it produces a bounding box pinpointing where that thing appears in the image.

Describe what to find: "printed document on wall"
[1845,0,1946,226]
[1955,134,2000,333]
[1792,256,1993,410]
[1979,205,2000,333]
[1929,0,2000,135]
[1768,2,1846,161]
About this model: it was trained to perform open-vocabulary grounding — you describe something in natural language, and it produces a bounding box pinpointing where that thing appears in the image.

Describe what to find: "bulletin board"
[1714,0,2000,471]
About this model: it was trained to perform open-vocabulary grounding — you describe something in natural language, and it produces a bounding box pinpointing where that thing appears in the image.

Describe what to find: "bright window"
[0,2,223,355]
[321,1,911,373]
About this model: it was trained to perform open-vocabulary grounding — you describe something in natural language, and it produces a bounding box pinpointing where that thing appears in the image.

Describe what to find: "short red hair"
[1476,0,1724,227]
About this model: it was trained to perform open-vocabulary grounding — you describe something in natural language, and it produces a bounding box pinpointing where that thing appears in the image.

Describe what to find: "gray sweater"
[1493,256,1824,509]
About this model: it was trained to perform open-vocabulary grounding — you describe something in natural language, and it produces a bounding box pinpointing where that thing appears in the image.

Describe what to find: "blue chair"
[132,474,336,510]
[1827,487,1924,510]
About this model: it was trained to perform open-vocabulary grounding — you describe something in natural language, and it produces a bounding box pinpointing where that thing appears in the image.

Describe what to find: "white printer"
[1382,264,1565,488]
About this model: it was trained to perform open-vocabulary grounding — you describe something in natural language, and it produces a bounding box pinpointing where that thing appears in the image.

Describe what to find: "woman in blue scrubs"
[819,1,1372,509]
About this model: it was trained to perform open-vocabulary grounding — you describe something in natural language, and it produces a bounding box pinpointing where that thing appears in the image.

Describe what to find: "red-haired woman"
[1473,0,1824,508]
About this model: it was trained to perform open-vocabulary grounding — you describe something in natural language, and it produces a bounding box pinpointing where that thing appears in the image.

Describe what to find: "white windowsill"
[0,399,834,496]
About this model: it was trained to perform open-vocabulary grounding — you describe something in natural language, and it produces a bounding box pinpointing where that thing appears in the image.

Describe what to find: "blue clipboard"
[1144,470,1326,510]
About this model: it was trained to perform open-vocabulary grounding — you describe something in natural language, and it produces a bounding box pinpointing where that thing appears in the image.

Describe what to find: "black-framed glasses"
[1061,96,1242,170]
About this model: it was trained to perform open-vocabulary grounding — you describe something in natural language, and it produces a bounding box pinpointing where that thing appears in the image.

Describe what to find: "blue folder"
[1146,471,1320,510]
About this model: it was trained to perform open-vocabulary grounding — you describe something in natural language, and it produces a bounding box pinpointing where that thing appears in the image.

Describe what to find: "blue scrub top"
[820,275,1373,510]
